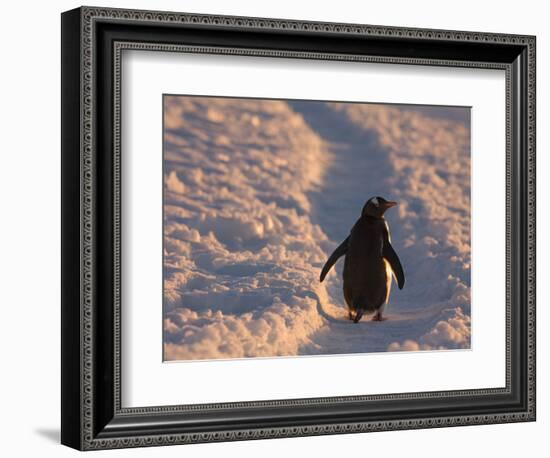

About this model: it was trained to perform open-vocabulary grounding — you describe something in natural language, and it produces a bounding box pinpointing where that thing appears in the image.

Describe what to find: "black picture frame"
[61,6,536,450]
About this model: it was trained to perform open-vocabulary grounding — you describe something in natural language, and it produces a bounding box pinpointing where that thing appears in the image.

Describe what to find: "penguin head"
[361,196,397,218]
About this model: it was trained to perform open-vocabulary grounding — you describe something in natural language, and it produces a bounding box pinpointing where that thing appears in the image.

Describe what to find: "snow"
[163,95,471,361]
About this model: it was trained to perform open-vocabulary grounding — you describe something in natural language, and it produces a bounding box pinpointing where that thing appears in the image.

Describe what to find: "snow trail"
[297,101,471,353]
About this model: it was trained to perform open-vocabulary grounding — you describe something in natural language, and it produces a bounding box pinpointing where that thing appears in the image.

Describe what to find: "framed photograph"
[61,6,536,450]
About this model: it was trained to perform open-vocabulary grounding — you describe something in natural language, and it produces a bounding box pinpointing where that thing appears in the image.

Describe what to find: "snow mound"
[163,96,330,360]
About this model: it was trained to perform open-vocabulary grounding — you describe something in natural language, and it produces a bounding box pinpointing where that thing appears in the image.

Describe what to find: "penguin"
[319,196,405,323]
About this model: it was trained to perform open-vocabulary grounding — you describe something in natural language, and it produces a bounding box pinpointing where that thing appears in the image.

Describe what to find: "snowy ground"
[163,95,471,361]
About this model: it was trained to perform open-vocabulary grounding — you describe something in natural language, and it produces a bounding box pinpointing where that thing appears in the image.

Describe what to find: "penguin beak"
[384,201,398,209]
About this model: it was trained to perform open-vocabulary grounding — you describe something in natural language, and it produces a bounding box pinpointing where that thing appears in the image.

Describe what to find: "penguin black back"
[320,196,404,322]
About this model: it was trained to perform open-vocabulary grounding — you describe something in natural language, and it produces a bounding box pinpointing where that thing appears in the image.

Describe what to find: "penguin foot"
[371,312,387,322]
[353,310,364,323]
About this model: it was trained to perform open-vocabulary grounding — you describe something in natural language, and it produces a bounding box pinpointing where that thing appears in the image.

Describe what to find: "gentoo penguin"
[319,196,405,323]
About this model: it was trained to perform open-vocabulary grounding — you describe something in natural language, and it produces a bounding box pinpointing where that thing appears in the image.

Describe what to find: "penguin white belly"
[383,258,393,304]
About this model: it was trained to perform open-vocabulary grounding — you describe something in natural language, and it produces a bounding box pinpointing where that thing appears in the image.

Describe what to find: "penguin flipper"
[383,241,405,289]
[320,237,348,282]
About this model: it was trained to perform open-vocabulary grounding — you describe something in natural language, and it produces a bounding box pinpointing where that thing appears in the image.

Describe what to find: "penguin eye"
[371,197,379,207]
